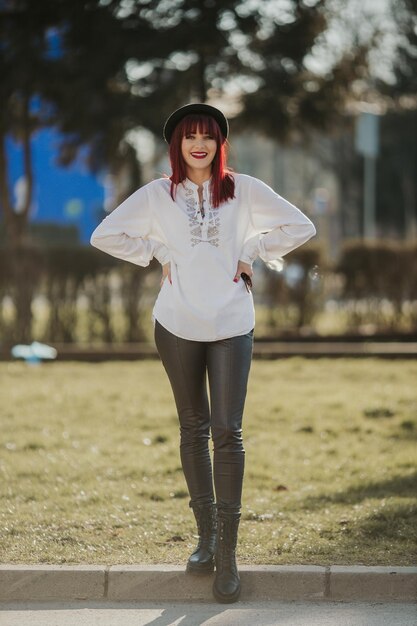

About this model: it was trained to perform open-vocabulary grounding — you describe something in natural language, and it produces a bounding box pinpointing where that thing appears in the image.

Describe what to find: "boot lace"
[192,503,217,544]
[216,515,240,569]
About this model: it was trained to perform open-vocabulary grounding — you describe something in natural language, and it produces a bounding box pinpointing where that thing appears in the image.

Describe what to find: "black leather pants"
[154,319,253,512]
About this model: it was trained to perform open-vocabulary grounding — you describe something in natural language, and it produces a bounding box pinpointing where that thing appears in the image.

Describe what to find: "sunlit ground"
[0,358,416,565]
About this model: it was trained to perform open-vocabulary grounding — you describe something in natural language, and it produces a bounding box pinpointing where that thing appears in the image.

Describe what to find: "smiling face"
[169,114,227,199]
[181,126,217,179]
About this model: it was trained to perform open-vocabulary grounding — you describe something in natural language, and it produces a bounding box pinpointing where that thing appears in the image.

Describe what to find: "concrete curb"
[0,565,416,603]
[3,341,417,362]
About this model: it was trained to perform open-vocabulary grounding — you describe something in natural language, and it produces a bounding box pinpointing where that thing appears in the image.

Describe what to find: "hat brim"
[163,103,229,144]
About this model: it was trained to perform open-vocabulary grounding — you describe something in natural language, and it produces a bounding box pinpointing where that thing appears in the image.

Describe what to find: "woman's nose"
[193,136,206,147]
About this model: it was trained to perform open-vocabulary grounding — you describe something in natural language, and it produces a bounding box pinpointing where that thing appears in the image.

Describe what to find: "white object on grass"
[11,341,58,364]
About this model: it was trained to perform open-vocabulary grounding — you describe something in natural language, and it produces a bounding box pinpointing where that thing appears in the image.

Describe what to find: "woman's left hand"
[233,260,253,283]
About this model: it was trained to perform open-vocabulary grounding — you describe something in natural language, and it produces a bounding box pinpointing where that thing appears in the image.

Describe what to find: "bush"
[260,243,325,332]
[337,240,417,331]
[1,239,416,345]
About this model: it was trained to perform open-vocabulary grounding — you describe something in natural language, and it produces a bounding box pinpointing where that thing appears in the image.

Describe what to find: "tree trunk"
[0,95,37,344]
[197,49,207,102]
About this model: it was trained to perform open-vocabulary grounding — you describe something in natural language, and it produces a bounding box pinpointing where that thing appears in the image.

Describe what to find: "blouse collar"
[182,177,212,191]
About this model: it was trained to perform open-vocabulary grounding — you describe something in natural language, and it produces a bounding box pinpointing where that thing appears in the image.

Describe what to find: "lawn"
[0,358,416,566]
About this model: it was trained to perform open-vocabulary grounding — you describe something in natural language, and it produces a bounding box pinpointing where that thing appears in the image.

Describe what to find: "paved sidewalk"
[1,565,416,603]
[1,600,416,626]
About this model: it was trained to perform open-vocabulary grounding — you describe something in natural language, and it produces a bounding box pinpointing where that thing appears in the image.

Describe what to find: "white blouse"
[90,173,316,341]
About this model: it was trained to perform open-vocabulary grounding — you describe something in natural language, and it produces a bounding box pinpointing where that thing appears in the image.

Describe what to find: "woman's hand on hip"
[233,260,253,283]
[161,262,172,287]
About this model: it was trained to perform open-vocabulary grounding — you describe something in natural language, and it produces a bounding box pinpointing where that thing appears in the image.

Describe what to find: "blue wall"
[5,127,108,244]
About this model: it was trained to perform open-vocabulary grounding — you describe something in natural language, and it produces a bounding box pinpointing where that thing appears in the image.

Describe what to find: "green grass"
[0,358,416,566]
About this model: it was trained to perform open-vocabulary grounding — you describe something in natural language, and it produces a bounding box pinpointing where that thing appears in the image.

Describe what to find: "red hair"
[168,114,235,208]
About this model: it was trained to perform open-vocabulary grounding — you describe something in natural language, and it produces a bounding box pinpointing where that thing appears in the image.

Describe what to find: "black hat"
[163,103,229,144]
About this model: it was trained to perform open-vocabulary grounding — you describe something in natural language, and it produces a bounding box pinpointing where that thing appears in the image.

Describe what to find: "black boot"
[212,510,241,603]
[186,501,217,575]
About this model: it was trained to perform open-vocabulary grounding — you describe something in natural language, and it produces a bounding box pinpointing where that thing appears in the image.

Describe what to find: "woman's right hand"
[161,262,172,287]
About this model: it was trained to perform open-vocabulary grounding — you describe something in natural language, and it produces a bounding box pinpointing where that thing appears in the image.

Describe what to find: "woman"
[90,102,316,603]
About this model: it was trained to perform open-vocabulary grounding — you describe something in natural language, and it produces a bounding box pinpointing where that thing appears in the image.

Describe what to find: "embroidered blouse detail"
[184,182,220,248]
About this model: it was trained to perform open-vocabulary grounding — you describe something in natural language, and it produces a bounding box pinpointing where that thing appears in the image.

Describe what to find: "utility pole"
[355,111,380,239]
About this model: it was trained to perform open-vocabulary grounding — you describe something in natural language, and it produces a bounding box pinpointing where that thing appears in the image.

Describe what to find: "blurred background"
[0,0,416,351]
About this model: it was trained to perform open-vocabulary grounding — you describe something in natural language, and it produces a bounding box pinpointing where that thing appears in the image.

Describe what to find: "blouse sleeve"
[90,185,170,267]
[239,177,316,265]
